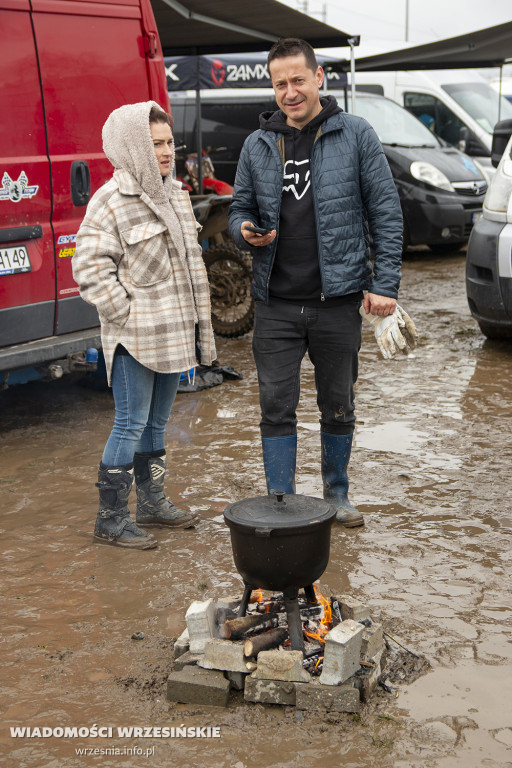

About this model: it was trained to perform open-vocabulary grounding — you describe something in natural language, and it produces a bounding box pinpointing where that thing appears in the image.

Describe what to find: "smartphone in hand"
[245,224,271,236]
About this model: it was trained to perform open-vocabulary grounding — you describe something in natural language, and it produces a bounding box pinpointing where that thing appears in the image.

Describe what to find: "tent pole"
[348,37,357,113]
[498,65,503,122]
[195,86,203,194]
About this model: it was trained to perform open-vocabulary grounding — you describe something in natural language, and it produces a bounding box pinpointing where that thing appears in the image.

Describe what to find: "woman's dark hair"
[149,106,174,130]
[267,38,318,73]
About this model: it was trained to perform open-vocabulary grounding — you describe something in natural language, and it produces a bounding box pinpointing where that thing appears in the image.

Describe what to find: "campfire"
[218,584,337,675]
[167,493,387,710]
[167,583,387,711]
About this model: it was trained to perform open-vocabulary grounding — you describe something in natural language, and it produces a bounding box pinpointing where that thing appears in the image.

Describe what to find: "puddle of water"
[355,421,429,453]
[401,661,512,731]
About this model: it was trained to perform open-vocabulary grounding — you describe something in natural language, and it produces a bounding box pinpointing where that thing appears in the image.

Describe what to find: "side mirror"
[491,119,512,167]
[458,126,487,157]
[458,126,469,153]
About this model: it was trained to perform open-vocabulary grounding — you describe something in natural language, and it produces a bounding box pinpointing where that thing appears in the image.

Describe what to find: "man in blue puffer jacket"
[228,38,403,527]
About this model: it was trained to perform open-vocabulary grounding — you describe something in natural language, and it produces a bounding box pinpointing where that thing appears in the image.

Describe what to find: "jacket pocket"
[120,221,171,286]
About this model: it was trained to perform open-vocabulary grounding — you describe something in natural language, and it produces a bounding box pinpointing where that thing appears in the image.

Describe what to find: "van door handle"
[0,225,43,243]
[70,161,90,206]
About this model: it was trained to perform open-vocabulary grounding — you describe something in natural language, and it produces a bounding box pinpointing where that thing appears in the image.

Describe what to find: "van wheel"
[427,242,465,254]
[203,243,254,338]
[477,321,512,340]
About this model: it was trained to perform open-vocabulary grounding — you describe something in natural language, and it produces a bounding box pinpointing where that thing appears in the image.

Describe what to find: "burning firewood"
[218,612,279,640]
[244,628,288,657]
[254,600,283,614]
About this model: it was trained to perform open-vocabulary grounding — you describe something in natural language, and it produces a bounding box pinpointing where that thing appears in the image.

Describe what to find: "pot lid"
[224,493,336,530]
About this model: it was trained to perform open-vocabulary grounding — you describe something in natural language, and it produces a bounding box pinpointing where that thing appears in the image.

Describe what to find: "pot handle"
[255,527,273,537]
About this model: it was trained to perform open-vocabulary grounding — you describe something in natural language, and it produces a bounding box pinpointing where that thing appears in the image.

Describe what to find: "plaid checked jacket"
[73,169,216,385]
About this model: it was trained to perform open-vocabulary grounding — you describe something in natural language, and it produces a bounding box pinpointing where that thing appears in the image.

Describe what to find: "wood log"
[255,600,283,614]
[218,612,279,640]
[244,627,288,657]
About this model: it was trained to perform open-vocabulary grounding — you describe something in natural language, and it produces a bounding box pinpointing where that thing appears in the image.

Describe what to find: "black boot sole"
[93,533,158,549]
[135,515,199,529]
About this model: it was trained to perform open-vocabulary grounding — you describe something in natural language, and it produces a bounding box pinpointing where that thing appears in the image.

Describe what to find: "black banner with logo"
[165,53,347,91]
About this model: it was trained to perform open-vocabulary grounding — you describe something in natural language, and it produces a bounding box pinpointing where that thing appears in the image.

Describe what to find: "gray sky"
[280,0,512,54]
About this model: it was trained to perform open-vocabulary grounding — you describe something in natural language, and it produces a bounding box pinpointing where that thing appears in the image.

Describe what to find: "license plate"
[0,245,32,275]
[472,211,482,224]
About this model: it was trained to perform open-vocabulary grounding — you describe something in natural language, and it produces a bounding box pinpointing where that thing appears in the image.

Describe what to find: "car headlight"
[410,161,454,192]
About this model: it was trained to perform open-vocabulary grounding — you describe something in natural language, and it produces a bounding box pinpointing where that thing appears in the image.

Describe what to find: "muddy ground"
[1,251,512,768]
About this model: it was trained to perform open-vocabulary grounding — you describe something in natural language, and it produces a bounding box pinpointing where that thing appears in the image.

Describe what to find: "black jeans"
[252,298,362,438]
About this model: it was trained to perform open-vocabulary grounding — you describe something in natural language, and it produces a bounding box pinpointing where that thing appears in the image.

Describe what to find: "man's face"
[269,53,323,130]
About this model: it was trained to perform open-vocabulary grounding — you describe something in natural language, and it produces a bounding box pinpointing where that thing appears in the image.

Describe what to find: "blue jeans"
[102,352,180,466]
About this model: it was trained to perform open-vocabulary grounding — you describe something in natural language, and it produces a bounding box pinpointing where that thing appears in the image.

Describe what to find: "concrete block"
[354,649,386,702]
[216,596,241,611]
[198,638,251,673]
[295,682,360,713]
[337,595,371,623]
[225,670,248,691]
[186,599,216,654]
[173,650,201,672]
[173,628,190,659]
[252,650,310,683]
[361,621,385,662]
[167,666,230,707]
[320,620,364,686]
[244,677,296,706]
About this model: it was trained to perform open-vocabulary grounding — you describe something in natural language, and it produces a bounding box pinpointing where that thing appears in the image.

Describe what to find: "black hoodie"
[259,95,344,305]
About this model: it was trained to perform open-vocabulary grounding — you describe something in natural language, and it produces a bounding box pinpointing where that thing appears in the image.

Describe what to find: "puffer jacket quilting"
[228,111,403,302]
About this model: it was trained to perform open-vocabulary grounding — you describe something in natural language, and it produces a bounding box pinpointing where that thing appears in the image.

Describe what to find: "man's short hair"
[267,38,318,73]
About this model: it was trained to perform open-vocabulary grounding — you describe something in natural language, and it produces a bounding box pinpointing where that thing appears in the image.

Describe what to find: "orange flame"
[304,584,334,646]
[305,630,326,645]
[251,589,264,603]
[314,583,332,630]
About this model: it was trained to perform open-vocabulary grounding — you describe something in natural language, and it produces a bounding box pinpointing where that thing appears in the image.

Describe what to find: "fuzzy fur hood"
[102,101,174,203]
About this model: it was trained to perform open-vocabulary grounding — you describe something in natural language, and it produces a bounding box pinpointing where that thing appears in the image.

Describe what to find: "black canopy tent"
[150,0,358,189]
[150,0,358,55]
[344,21,512,71]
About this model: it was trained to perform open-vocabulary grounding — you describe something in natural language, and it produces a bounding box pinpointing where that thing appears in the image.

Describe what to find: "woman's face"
[150,121,173,176]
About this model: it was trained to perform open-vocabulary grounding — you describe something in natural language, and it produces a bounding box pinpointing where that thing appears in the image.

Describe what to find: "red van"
[0,0,169,385]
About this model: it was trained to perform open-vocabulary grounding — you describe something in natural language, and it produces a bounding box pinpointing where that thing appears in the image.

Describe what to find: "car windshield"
[339,94,440,147]
[442,82,512,134]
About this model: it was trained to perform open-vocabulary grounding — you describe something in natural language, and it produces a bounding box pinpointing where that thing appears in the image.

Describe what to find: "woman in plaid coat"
[73,102,216,550]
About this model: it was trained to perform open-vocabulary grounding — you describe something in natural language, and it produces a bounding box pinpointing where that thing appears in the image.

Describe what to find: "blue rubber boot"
[321,433,364,528]
[261,435,297,495]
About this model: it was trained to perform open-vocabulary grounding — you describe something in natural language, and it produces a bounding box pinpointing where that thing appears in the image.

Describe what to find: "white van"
[348,69,512,175]
[466,119,512,339]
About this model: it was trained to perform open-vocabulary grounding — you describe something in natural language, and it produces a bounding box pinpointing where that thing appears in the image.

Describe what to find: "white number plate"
[0,245,32,275]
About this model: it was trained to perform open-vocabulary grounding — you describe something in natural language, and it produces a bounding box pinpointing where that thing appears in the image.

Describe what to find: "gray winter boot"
[94,464,158,549]
[134,451,199,528]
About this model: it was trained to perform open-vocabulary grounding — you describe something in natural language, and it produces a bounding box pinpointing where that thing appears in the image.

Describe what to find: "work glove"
[360,304,418,360]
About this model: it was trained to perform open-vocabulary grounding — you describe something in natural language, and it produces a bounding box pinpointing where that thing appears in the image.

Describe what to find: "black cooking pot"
[223,493,336,591]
